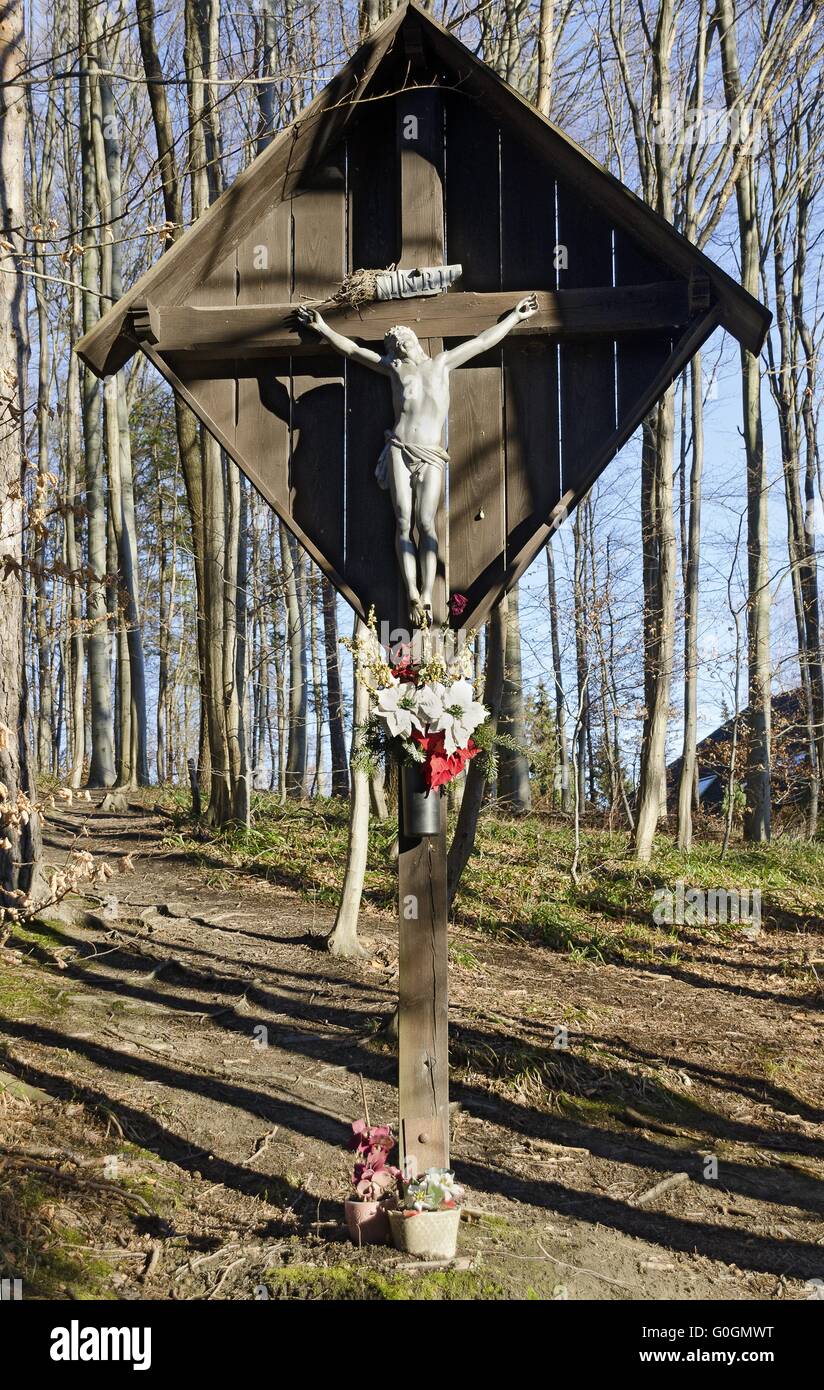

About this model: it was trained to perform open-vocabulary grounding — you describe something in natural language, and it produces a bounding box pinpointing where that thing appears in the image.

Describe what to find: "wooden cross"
[129,85,706,1179]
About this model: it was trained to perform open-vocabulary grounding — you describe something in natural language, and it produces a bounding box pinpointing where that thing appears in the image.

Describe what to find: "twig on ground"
[246,1128,279,1165]
[535,1238,637,1292]
[633,1171,690,1208]
[140,1243,161,1283]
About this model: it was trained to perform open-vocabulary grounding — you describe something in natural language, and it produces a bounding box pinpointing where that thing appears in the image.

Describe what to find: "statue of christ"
[296,294,538,628]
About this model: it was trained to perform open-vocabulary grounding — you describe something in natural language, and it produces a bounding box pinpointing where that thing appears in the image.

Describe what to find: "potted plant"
[344,1119,401,1246]
[388,1168,465,1259]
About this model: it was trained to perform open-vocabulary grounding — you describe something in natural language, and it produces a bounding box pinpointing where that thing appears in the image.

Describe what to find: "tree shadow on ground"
[4,1021,822,1282]
[0,1048,345,1239]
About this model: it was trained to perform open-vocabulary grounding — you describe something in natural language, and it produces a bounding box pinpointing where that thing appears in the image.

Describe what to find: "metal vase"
[401,762,441,837]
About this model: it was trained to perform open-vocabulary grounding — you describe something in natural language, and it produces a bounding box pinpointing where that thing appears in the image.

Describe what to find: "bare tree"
[0,0,42,904]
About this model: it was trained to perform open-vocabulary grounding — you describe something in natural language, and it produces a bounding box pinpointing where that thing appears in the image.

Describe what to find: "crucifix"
[77,0,768,1187]
[294,294,539,629]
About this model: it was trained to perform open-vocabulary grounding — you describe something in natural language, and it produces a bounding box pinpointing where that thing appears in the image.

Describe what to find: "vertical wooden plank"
[179,246,238,444]
[396,92,447,627]
[614,231,676,428]
[555,181,615,494]
[234,202,292,509]
[500,134,558,565]
[345,109,399,629]
[504,339,559,563]
[397,88,444,267]
[291,158,346,574]
[447,352,505,611]
[444,94,500,290]
[394,90,450,1175]
[446,95,505,615]
[500,130,555,293]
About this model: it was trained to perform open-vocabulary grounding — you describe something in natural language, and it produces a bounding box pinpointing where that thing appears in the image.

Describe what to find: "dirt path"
[1,802,822,1300]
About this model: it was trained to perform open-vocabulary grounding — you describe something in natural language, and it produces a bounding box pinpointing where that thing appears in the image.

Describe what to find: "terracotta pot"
[401,762,441,837]
[388,1207,461,1259]
[344,1196,395,1246]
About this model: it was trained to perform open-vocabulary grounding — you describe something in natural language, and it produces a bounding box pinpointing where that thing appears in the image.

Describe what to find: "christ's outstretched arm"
[440,294,539,370]
[295,306,389,372]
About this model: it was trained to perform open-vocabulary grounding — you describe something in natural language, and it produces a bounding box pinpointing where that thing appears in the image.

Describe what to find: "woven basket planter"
[388,1207,460,1259]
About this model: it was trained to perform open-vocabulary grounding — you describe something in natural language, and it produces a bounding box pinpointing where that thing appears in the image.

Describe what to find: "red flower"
[412,730,478,789]
[449,592,468,617]
[391,662,419,684]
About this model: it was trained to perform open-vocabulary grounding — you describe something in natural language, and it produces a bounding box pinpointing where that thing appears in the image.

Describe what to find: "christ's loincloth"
[375,432,449,491]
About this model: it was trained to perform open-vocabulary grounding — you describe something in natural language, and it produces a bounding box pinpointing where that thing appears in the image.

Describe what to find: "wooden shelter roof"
[77,0,770,379]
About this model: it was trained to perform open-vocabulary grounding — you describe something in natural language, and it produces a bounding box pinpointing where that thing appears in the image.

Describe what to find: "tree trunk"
[322,579,349,797]
[447,598,508,906]
[677,355,704,850]
[79,0,115,788]
[633,392,676,861]
[282,524,307,798]
[0,0,43,905]
[89,18,149,788]
[717,0,771,842]
[497,583,531,812]
[326,619,372,958]
[546,538,571,810]
[536,0,555,117]
[65,278,86,788]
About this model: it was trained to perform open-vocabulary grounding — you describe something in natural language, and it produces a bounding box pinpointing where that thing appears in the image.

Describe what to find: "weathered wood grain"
[235,200,292,511]
[397,88,444,267]
[555,181,615,496]
[614,230,676,429]
[504,338,559,566]
[448,356,505,609]
[291,169,347,573]
[345,107,401,629]
[144,281,694,356]
[397,797,450,1175]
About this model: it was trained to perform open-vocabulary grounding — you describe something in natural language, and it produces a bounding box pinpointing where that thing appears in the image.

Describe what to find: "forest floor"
[1,794,823,1301]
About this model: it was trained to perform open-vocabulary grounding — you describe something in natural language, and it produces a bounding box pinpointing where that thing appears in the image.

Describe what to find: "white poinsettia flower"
[434,678,488,754]
[414,681,447,728]
[374,679,422,740]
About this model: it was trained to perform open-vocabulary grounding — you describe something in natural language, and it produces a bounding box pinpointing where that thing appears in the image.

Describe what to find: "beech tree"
[1,0,42,905]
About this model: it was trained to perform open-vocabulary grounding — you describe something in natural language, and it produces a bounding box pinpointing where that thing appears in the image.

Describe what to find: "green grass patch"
[261,1262,506,1300]
[164,795,824,962]
[0,1175,115,1300]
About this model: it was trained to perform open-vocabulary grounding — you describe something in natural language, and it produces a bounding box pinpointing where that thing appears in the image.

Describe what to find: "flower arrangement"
[347,1120,401,1203]
[345,610,492,792]
[401,1168,465,1213]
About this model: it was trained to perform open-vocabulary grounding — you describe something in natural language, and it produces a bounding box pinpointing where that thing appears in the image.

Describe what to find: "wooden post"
[396,85,450,1176]
[398,774,450,1174]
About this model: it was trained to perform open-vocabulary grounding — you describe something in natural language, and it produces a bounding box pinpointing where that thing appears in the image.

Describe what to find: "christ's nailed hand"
[295,305,324,331]
[515,294,539,320]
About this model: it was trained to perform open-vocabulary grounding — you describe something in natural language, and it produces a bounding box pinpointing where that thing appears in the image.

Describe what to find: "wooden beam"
[141,282,696,357]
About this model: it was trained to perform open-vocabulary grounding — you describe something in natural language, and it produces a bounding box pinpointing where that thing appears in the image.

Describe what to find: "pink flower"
[449,592,468,618]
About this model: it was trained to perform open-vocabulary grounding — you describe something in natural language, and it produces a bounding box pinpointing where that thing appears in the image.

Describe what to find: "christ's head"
[384,325,427,364]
